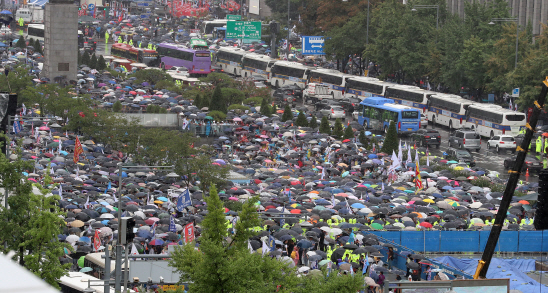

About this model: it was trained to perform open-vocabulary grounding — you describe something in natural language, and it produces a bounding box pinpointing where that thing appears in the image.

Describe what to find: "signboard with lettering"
[226,21,261,39]
[226,14,241,20]
[302,36,325,55]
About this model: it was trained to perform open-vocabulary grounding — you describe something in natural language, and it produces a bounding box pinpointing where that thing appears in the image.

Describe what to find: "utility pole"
[475,76,548,279]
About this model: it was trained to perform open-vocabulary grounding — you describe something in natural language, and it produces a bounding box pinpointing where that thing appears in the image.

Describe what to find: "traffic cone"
[526,168,530,177]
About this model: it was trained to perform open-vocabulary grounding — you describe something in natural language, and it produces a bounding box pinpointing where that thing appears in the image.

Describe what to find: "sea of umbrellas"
[6,104,540,278]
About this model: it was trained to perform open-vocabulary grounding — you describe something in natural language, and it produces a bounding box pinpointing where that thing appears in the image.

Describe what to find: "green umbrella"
[78,256,85,268]
[80,267,93,273]
[371,223,384,230]
[48,142,60,147]
[319,259,330,266]
[205,116,213,120]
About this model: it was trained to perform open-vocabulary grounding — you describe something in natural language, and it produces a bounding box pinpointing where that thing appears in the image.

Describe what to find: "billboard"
[302,36,325,55]
[249,0,260,15]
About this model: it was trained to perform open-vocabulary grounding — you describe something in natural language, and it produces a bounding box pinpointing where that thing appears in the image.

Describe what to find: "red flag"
[184,223,195,243]
[74,136,83,164]
[93,229,101,252]
[415,161,423,191]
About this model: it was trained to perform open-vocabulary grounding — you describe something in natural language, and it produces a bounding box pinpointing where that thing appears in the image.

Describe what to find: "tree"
[0,143,70,288]
[112,100,122,112]
[295,111,308,127]
[271,104,278,115]
[209,86,227,113]
[309,114,318,129]
[343,125,354,140]
[15,36,25,48]
[130,68,173,86]
[319,116,331,134]
[81,51,90,66]
[34,39,42,55]
[0,64,34,97]
[380,121,398,155]
[260,98,271,116]
[89,53,98,69]
[358,130,368,149]
[332,118,344,138]
[169,184,363,292]
[194,94,203,109]
[282,104,293,122]
[221,88,246,106]
[97,55,107,70]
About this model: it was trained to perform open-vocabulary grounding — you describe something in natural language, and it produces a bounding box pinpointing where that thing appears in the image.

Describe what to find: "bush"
[15,37,25,48]
[228,104,250,113]
[295,111,308,127]
[309,114,318,129]
[271,104,278,115]
[90,54,98,69]
[260,98,271,116]
[34,39,42,55]
[332,118,344,138]
[209,110,227,122]
[450,169,470,178]
[343,125,354,140]
[319,116,331,135]
[380,121,398,155]
[243,97,262,105]
[432,165,451,172]
[209,86,227,113]
[112,101,122,112]
[471,177,491,188]
[282,104,292,122]
[156,80,177,91]
[97,55,106,70]
[224,200,243,212]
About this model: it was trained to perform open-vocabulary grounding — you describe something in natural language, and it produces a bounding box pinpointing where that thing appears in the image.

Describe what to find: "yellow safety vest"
[118,36,122,43]
[129,40,134,46]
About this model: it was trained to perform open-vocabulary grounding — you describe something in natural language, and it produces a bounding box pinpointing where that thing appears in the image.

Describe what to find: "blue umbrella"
[0,10,12,14]
[368,154,378,159]
[79,236,91,244]
[351,203,365,209]
[297,240,313,249]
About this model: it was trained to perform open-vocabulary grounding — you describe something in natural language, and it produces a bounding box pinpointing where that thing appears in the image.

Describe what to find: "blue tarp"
[435,256,544,293]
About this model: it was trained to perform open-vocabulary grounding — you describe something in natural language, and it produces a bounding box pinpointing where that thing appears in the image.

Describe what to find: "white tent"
[0,253,59,293]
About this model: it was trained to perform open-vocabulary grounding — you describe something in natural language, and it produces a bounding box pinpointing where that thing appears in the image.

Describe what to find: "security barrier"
[366,230,548,253]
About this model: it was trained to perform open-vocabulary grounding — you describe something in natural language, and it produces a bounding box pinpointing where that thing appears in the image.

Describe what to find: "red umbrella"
[129,91,137,95]
[342,139,351,143]
[420,222,433,228]
[44,153,54,158]
[290,209,301,214]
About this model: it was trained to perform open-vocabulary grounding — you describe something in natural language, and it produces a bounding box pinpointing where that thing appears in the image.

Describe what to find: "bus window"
[402,111,418,119]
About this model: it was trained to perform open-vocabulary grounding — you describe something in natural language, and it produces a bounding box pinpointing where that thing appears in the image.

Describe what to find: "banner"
[177,189,192,212]
[93,229,101,252]
[184,223,195,243]
[74,136,83,163]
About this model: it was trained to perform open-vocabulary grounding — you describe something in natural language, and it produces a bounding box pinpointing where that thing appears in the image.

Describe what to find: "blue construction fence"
[365,231,548,253]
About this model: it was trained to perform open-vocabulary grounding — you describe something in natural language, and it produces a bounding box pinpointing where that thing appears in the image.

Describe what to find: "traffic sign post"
[226,14,241,20]
[226,21,261,39]
[88,3,95,10]
[81,3,87,9]
[512,88,520,97]
[302,36,325,55]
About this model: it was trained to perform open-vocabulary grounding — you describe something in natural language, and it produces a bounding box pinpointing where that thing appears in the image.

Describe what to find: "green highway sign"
[226,14,241,20]
[226,21,262,39]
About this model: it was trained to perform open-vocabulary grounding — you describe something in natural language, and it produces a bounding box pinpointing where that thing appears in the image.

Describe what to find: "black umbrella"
[407,262,420,270]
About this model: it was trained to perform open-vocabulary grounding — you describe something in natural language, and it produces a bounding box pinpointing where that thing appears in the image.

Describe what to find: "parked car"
[273,88,296,103]
[487,135,516,153]
[254,81,267,88]
[411,129,441,148]
[443,148,476,167]
[420,114,428,128]
[448,129,481,152]
[319,105,346,120]
[279,84,303,98]
[503,155,542,172]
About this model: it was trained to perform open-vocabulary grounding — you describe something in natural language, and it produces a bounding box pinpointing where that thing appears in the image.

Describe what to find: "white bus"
[215,47,247,76]
[202,19,229,35]
[308,68,351,99]
[465,104,526,138]
[384,85,435,113]
[26,24,44,42]
[59,272,114,293]
[344,76,388,100]
[240,53,276,81]
[427,94,475,130]
[269,61,311,89]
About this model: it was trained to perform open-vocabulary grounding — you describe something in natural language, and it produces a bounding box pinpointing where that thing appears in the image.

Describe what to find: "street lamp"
[412,5,439,30]
[489,18,519,69]
[113,163,175,293]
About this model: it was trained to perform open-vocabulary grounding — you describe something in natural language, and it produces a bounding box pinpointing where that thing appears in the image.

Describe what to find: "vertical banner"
[184,223,195,243]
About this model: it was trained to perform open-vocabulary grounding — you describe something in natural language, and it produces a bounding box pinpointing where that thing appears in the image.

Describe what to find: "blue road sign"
[302,36,325,55]
[512,88,520,97]
[137,2,149,7]
[88,3,95,10]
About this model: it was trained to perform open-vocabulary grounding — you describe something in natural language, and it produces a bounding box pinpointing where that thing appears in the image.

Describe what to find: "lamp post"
[113,163,175,293]
[411,5,439,30]
[489,18,519,69]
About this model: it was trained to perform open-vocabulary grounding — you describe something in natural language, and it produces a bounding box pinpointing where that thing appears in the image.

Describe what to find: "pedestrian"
[377,271,385,293]
[387,247,394,269]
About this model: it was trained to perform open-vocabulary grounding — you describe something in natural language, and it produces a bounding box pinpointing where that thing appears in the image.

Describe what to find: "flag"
[262,240,269,256]
[22,103,26,115]
[363,253,369,275]
[514,103,518,111]
[321,167,326,180]
[151,221,158,238]
[84,194,90,209]
[73,136,83,163]
[415,160,423,192]
[345,199,353,214]
[406,146,412,165]
[415,148,419,163]
[347,231,355,244]
[426,147,430,166]
[248,240,254,253]
[509,99,513,110]
[93,229,101,252]
[182,118,189,130]
[177,189,191,212]
[331,193,335,206]
[169,215,177,232]
[381,182,384,192]
[58,184,63,200]
[268,235,276,251]
[13,119,20,134]
[131,243,139,255]
[397,140,403,163]
[113,191,118,202]
[184,223,195,243]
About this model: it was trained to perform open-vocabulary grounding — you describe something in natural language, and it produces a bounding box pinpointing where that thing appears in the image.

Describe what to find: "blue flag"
[169,215,177,232]
[347,231,355,244]
[268,235,276,251]
[177,189,192,212]
[363,253,369,275]
[13,120,20,134]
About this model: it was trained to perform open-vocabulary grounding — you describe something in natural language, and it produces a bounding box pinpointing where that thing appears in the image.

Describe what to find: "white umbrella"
[66,235,79,243]
[100,213,115,219]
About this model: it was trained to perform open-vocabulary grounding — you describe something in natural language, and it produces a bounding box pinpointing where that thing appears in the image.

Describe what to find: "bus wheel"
[275,80,279,88]
[432,116,436,127]
[449,120,453,131]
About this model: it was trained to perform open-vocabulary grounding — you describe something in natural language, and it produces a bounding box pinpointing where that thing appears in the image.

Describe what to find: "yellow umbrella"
[154,200,164,204]
[423,199,435,203]
[454,166,464,171]
[448,201,460,207]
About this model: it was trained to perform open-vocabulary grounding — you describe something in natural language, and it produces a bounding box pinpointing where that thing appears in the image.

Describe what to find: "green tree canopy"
[209,86,227,113]
[380,121,398,155]
[282,104,293,122]
[319,116,331,134]
[309,114,318,129]
[332,118,344,138]
[295,111,308,127]
[343,125,354,140]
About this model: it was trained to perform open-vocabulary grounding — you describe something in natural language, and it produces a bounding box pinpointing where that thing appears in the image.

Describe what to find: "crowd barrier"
[366,230,548,253]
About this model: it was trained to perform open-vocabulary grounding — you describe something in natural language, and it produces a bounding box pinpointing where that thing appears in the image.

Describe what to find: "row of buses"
[215,47,526,137]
